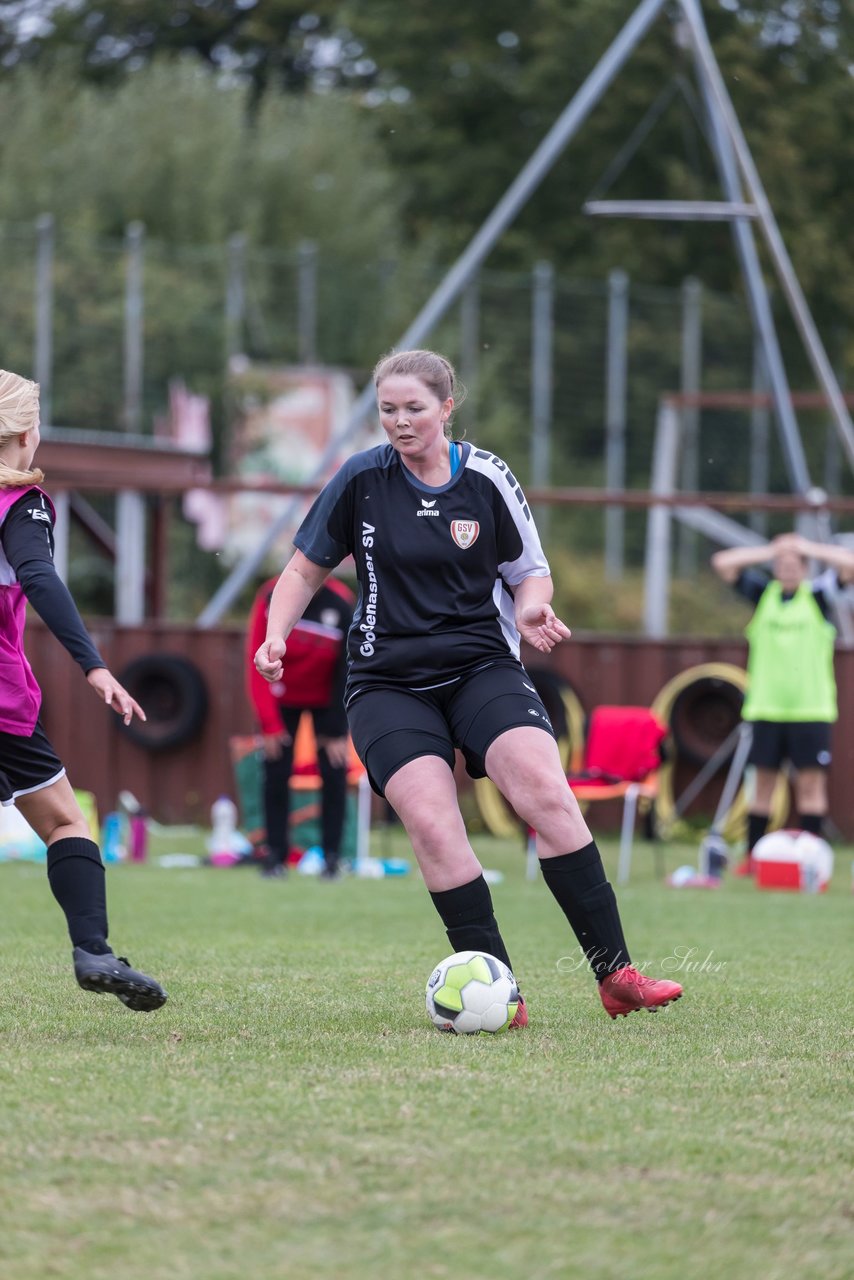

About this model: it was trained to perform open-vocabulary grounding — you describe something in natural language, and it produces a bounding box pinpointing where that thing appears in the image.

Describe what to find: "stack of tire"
[115,653,209,751]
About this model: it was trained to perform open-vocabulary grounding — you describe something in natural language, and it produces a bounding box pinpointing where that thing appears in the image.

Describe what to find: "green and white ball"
[426,950,520,1034]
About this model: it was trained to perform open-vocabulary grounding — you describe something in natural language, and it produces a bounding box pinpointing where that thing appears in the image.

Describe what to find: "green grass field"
[1,828,852,1280]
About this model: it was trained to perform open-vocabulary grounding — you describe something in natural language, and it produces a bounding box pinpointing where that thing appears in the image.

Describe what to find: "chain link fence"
[2,217,850,619]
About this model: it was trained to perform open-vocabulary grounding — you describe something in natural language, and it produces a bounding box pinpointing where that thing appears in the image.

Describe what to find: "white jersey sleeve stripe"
[464,448,550,586]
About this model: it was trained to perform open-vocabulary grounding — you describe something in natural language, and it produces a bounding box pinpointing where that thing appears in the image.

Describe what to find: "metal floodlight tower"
[198,0,852,627]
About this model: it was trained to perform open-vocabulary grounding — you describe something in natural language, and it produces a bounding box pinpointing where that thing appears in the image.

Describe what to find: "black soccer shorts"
[347,658,556,796]
[747,719,833,771]
[0,718,66,805]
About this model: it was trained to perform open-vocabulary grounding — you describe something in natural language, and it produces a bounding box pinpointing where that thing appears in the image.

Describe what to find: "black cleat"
[260,862,287,879]
[73,947,168,1012]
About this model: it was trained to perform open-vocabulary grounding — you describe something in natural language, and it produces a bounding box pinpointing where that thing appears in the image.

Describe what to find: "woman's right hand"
[254,637,287,682]
[86,667,146,725]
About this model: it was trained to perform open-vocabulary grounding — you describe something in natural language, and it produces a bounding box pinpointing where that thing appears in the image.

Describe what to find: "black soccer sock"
[797,813,823,836]
[429,875,514,974]
[539,840,631,981]
[747,812,769,853]
[46,837,111,954]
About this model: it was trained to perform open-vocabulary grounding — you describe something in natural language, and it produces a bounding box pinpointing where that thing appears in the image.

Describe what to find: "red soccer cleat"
[599,966,683,1019]
[734,856,755,877]
[508,994,528,1030]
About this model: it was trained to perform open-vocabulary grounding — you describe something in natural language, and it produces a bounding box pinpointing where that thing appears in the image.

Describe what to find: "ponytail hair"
[0,369,44,488]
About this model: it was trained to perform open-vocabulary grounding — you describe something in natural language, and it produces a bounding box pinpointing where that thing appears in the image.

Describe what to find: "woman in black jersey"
[0,369,166,1011]
[255,349,682,1021]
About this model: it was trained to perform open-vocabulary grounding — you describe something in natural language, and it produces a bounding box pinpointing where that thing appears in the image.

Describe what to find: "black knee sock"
[747,813,769,854]
[797,813,823,836]
[47,837,111,954]
[429,875,514,974]
[539,840,630,981]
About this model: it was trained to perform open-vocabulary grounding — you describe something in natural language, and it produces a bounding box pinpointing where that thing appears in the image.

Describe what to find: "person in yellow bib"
[711,532,854,874]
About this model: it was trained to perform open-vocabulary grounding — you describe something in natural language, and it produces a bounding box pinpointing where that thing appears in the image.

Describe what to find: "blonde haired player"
[0,369,166,1010]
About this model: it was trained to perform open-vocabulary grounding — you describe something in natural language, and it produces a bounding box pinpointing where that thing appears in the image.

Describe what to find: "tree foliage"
[0,0,377,105]
[335,0,853,321]
[0,57,401,251]
[5,1,849,325]
[0,59,409,436]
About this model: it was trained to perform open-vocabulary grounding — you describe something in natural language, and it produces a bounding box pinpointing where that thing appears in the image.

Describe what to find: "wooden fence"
[26,622,854,839]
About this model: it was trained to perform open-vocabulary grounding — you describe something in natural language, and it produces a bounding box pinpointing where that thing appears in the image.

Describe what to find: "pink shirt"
[0,485,54,735]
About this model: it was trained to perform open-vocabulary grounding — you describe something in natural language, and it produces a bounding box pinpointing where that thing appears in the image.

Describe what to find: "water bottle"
[102,812,127,863]
[209,795,239,866]
[801,858,820,894]
[129,813,148,863]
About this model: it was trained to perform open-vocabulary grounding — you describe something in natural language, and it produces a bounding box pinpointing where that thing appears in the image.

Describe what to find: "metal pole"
[604,268,629,580]
[704,722,754,844]
[824,337,844,499]
[674,504,765,548]
[668,723,741,824]
[115,490,146,623]
[197,0,671,626]
[530,261,555,537]
[459,273,481,420]
[583,199,758,220]
[749,339,770,537]
[680,0,854,475]
[34,213,54,427]
[677,276,702,575]
[643,398,680,637]
[297,239,318,365]
[123,221,145,434]
[688,28,811,495]
[225,233,247,366]
[51,489,69,584]
[824,411,841,500]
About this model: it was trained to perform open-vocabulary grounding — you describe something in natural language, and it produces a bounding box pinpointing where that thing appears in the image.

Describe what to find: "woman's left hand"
[516,603,572,653]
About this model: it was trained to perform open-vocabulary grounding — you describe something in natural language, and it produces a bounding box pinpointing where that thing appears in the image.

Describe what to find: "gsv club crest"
[450,520,480,549]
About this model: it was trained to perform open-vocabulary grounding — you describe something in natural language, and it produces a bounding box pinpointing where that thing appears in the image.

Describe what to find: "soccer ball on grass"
[425,950,520,1035]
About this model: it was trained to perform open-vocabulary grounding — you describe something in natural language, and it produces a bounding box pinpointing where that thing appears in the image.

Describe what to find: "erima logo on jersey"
[28,508,51,523]
[417,499,440,518]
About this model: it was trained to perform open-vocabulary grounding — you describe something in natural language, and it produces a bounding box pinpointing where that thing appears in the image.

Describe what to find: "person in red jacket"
[247,574,355,878]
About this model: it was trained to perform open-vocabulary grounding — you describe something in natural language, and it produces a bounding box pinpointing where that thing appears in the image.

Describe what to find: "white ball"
[425,950,520,1035]
[753,829,834,885]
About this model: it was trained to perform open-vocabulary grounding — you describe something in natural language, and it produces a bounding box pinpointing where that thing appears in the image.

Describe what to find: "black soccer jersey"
[294,441,550,702]
[0,488,104,674]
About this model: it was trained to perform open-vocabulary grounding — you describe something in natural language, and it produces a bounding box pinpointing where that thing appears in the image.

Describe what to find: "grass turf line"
[0,831,852,1280]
